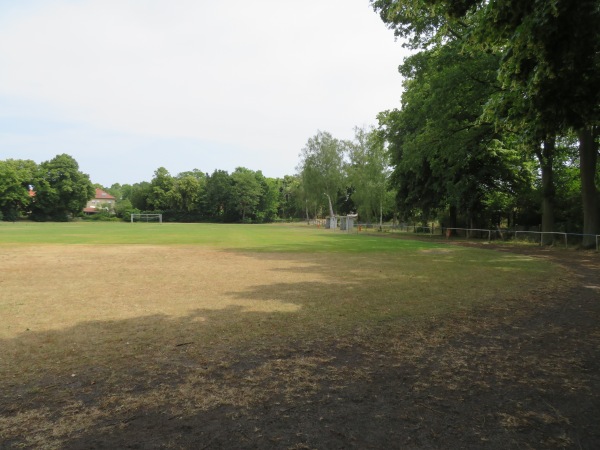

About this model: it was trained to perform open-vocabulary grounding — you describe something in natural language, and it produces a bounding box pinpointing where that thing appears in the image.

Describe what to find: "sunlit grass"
[0,222,556,341]
[0,221,565,448]
[0,221,442,252]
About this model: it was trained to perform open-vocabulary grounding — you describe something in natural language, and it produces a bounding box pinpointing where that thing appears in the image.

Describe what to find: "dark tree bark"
[535,138,556,245]
[577,127,599,248]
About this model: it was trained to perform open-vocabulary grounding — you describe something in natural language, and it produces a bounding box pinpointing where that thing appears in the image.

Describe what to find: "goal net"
[130,213,163,223]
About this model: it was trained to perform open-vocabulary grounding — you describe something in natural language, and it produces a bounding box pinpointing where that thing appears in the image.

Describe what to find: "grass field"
[1,221,583,449]
[0,222,553,338]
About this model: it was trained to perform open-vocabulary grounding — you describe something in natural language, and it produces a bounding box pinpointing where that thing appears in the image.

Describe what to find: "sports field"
[0,222,598,448]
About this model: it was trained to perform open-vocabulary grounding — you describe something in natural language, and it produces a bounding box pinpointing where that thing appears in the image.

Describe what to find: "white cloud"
[0,0,408,185]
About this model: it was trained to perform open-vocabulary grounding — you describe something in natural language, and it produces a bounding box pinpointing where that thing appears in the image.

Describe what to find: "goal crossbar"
[130,213,162,223]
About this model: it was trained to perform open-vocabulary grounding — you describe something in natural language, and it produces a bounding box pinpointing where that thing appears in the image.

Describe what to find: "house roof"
[95,188,115,200]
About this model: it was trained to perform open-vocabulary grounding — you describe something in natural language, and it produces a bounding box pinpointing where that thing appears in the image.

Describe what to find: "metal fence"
[312,221,600,251]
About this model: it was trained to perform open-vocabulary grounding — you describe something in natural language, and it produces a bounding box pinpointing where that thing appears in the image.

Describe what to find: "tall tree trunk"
[324,193,335,219]
[323,193,336,229]
[535,138,556,245]
[447,204,457,236]
[305,200,309,224]
[578,127,599,248]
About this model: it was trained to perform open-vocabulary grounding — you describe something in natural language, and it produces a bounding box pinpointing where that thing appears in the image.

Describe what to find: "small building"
[340,214,357,231]
[84,188,116,214]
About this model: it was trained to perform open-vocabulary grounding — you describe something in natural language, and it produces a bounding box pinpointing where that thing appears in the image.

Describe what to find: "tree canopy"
[0,159,37,221]
[30,154,95,221]
[1,3,596,238]
[297,131,346,219]
[372,0,599,244]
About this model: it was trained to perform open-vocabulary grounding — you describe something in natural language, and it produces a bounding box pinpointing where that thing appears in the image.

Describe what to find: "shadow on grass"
[2,270,600,449]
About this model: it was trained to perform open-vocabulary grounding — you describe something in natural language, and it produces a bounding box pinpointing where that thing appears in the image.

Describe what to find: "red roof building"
[84,188,116,214]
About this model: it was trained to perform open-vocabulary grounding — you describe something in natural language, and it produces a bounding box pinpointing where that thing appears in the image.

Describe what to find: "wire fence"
[309,220,600,251]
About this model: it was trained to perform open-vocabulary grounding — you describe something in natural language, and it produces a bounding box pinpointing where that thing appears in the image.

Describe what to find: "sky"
[0,0,409,187]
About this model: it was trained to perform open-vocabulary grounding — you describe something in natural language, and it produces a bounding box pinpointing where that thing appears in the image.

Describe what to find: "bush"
[82,213,120,222]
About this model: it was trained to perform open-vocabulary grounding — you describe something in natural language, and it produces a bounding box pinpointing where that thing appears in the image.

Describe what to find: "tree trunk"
[535,138,556,245]
[325,193,337,229]
[447,204,457,236]
[578,127,599,248]
[324,193,335,219]
[305,200,309,224]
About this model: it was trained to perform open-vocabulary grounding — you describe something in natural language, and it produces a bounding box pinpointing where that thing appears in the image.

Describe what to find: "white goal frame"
[130,213,162,223]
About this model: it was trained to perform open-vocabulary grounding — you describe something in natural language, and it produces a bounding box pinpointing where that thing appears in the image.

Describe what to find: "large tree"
[254,173,280,223]
[378,42,529,228]
[147,167,175,211]
[230,167,262,222]
[372,0,600,244]
[347,126,392,227]
[128,182,152,211]
[0,159,37,221]
[205,170,233,221]
[278,174,303,220]
[298,131,346,221]
[30,154,94,221]
[171,171,206,214]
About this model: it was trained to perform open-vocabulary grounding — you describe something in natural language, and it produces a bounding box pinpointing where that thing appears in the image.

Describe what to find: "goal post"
[130,213,163,223]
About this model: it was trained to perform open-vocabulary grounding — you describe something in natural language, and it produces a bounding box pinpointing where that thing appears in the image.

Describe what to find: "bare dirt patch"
[0,244,598,449]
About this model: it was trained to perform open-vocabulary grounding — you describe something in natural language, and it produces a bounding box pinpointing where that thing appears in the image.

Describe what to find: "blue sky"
[0,0,408,187]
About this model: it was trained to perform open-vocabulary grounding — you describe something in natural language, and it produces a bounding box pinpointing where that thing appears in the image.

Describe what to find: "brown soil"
[1,245,599,449]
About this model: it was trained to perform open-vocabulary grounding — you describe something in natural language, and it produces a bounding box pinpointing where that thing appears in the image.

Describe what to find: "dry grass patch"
[0,245,314,339]
[0,241,574,449]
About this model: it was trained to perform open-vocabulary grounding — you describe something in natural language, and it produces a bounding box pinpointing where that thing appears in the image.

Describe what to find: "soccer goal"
[130,213,162,223]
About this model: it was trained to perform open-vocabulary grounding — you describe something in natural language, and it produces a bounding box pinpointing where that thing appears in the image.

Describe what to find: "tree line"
[0,127,393,225]
[0,154,94,222]
[0,155,309,223]
[1,0,598,245]
[105,167,307,223]
[365,0,599,246]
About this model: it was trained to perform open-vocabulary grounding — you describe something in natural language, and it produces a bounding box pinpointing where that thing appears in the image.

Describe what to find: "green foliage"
[171,173,205,213]
[347,127,392,224]
[230,167,262,222]
[378,42,530,226]
[29,154,95,221]
[147,167,175,211]
[114,198,134,219]
[128,182,152,211]
[298,131,346,218]
[254,175,280,223]
[372,0,600,241]
[0,159,37,220]
[205,170,233,221]
[278,175,305,220]
[121,167,294,224]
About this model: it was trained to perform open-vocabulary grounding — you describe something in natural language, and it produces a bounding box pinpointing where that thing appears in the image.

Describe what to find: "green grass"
[0,221,565,448]
[0,221,442,252]
[0,222,554,281]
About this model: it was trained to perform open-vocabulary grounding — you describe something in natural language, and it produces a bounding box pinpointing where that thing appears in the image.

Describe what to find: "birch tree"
[298,131,346,220]
[347,126,391,227]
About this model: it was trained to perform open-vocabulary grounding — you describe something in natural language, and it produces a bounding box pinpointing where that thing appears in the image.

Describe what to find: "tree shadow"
[1,251,599,449]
